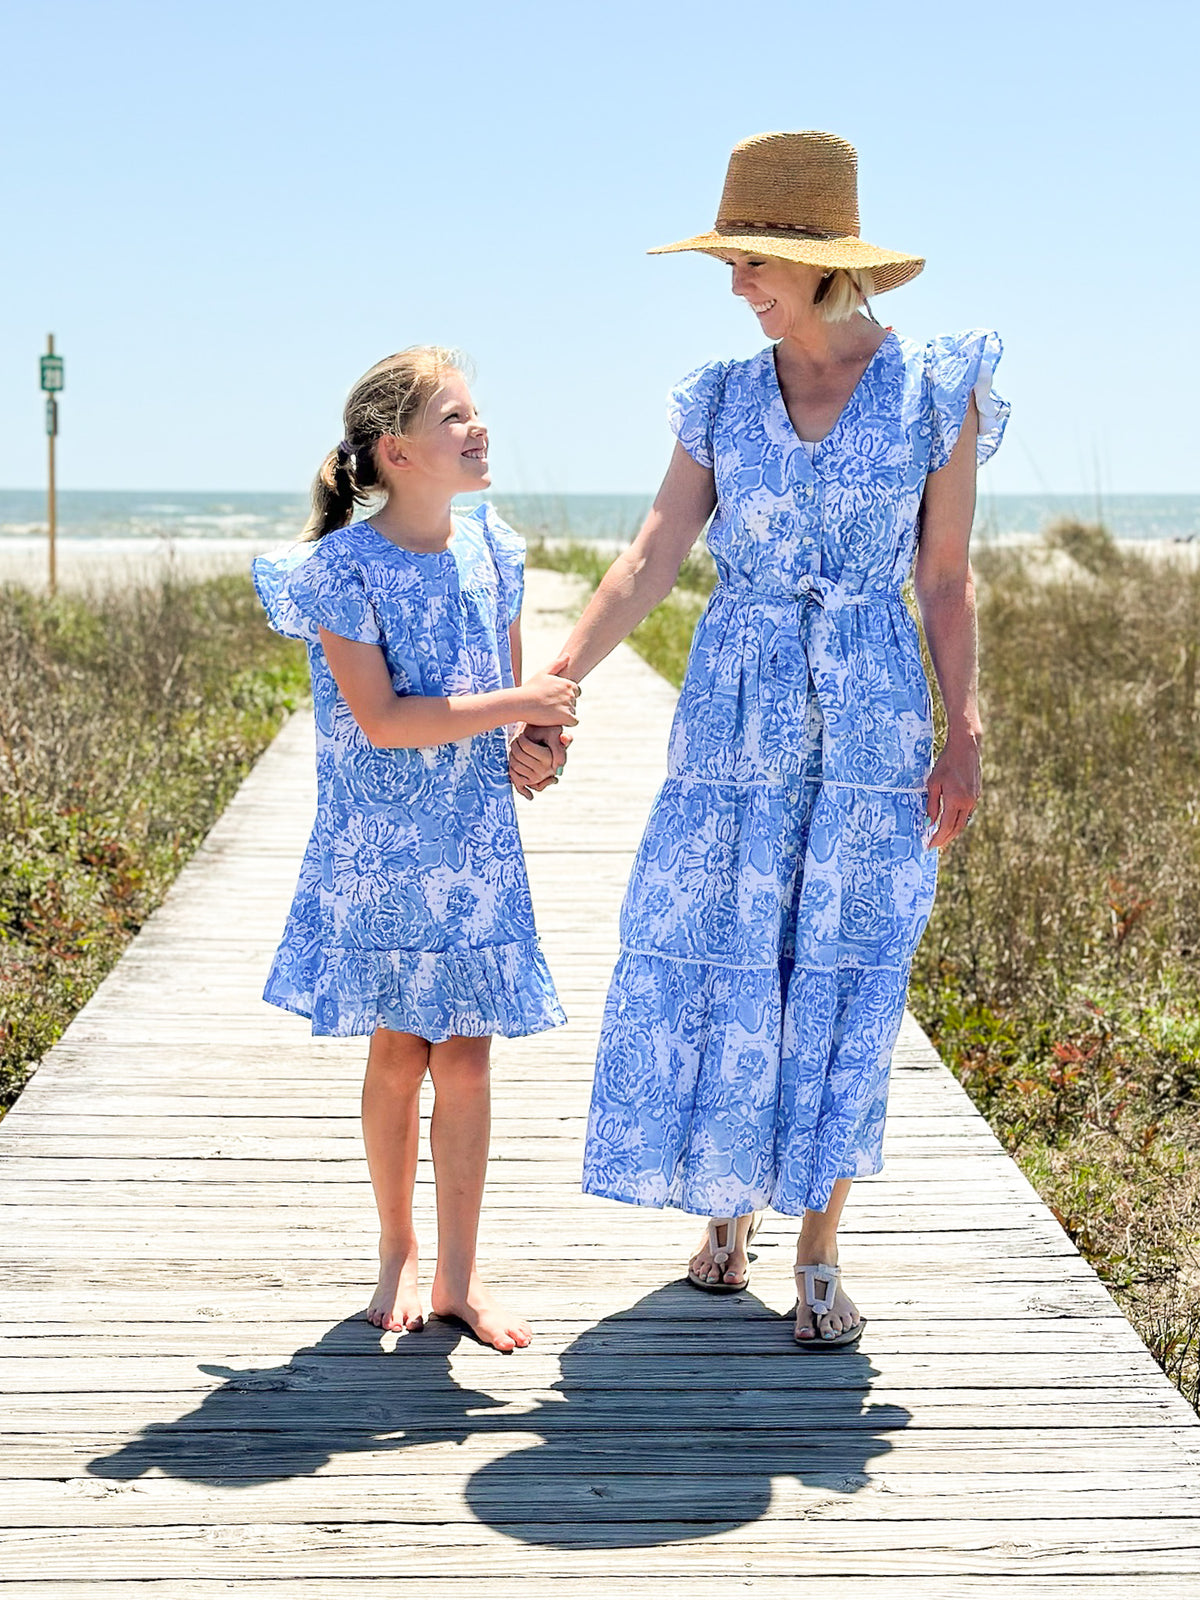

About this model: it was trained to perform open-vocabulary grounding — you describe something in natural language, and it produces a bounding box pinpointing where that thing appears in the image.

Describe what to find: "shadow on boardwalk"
[86,1284,910,1547]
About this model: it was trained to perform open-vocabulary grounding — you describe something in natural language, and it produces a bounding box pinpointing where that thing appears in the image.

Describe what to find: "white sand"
[0,532,1196,594]
[0,537,278,592]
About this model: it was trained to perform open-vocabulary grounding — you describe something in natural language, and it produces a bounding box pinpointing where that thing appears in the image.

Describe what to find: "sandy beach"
[0,537,282,592]
[2,531,1197,593]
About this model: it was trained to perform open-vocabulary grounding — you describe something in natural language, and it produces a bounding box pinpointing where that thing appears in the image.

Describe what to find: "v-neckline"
[768,331,894,453]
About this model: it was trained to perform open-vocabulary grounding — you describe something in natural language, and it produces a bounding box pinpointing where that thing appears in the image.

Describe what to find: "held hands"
[509,655,579,801]
[509,724,572,800]
[518,654,580,728]
[925,732,982,849]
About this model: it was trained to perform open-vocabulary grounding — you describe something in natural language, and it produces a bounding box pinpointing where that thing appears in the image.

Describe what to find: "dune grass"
[529,525,1200,1410]
[0,573,308,1109]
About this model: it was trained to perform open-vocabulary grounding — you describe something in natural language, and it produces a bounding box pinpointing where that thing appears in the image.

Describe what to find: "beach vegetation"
[0,574,308,1110]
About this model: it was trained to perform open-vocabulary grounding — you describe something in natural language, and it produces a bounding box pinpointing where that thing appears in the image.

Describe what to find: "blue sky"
[1,0,1195,496]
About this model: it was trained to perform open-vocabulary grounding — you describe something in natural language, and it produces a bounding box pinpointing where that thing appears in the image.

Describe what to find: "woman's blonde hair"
[303,345,463,541]
[815,268,877,323]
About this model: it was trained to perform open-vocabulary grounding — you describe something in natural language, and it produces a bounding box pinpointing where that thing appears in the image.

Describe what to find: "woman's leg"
[362,1026,430,1331]
[794,1177,861,1342]
[427,1035,531,1352]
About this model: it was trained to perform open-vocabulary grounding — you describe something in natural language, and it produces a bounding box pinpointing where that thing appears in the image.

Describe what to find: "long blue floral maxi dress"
[251,504,565,1042]
[582,330,1008,1217]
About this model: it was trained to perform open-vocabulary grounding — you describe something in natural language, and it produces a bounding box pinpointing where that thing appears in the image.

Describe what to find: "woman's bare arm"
[558,442,716,680]
[509,444,715,795]
[913,399,982,849]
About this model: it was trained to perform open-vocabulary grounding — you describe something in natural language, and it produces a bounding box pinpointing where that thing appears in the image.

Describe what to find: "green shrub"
[0,574,308,1107]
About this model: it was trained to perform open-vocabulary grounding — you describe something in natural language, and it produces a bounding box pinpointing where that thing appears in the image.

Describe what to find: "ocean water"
[0,488,1197,546]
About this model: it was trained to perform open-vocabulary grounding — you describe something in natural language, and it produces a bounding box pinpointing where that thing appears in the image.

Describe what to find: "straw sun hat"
[649,130,924,295]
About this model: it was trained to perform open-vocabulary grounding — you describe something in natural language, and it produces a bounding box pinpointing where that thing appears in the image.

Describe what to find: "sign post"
[40,337,64,597]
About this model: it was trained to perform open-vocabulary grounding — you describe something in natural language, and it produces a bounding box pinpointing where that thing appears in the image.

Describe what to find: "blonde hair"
[303,345,463,541]
[816,268,877,323]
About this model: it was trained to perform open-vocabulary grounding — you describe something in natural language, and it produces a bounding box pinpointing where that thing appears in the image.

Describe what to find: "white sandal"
[687,1212,762,1294]
[793,1262,865,1350]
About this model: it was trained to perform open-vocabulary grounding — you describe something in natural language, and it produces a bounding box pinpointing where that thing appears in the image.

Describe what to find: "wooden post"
[45,335,58,598]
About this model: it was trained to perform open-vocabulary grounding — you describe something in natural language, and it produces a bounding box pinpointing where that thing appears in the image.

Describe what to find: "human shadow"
[462,1279,910,1546]
[86,1313,509,1485]
[87,1283,910,1548]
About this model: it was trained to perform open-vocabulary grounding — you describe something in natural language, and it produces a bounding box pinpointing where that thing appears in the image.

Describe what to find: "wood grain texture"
[1,568,1198,1589]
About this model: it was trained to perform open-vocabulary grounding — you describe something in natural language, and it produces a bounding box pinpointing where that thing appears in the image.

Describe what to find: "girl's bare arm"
[318,628,577,750]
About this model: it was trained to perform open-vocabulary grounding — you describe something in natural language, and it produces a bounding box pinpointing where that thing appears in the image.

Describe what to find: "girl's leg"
[362,1026,430,1332]
[794,1177,861,1342]
[427,1035,531,1353]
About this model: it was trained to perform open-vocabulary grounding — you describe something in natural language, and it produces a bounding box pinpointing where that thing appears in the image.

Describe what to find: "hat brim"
[647,229,924,294]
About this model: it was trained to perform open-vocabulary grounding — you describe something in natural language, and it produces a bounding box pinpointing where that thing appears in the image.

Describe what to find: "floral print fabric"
[251,503,565,1042]
[583,330,1008,1215]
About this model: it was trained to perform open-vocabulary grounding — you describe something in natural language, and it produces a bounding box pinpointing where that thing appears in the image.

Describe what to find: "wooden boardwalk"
[2,567,1199,1595]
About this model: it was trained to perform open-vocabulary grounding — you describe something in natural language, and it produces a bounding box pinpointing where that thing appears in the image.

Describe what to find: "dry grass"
[0,574,308,1108]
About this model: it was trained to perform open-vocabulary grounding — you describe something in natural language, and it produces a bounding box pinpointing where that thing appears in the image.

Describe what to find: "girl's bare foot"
[366,1235,423,1332]
[793,1251,861,1342]
[431,1270,531,1352]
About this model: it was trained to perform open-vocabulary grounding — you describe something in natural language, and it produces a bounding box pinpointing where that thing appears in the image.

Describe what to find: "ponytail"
[303,449,360,541]
[300,345,463,541]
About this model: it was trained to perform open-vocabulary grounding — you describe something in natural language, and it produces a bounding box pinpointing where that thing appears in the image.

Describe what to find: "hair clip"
[335,440,355,464]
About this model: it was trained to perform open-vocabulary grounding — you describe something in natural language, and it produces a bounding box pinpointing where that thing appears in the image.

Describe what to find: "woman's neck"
[775,312,885,374]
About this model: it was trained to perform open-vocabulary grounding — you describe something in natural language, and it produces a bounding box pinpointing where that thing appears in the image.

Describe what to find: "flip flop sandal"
[793,1262,866,1351]
[687,1212,763,1294]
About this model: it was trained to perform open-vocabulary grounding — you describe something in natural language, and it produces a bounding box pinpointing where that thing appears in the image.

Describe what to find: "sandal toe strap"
[707,1217,736,1268]
[796,1262,841,1316]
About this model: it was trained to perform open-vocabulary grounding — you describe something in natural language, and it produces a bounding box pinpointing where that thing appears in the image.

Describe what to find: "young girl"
[252,346,578,1352]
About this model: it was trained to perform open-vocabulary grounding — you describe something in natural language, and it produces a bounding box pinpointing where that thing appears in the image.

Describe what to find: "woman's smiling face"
[718,251,825,339]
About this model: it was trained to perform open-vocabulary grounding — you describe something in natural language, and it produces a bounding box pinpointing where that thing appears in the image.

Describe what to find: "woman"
[512,130,1008,1348]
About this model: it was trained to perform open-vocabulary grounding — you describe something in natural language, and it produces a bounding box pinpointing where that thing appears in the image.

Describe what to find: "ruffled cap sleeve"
[667,360,728,470]
[251,533,382,646]
[471,502,525,626]
[927,330,1010,472]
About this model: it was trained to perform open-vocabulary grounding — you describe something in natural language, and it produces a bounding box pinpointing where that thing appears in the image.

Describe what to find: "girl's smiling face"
[380,369,491,491]
[717,251,825,340]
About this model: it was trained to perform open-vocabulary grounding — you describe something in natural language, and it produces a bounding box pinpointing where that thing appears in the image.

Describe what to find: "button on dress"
[251,504,565,1042]
[582,330,1008,1216]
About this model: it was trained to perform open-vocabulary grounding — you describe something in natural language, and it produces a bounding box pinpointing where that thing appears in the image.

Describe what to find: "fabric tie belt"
[753,575,901,610]
[713,578,904,776]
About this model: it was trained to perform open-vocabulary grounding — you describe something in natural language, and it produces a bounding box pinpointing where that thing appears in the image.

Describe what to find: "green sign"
[40,355,64,393]
[45,397,58,437]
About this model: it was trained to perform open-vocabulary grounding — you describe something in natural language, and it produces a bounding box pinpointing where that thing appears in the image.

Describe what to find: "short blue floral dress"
[251,503,565,1042]
[582,329,1008,1217]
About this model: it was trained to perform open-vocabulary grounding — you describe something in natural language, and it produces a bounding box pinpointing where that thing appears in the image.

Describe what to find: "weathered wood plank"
[6,1429,1198,1480]
[0,1317,1150,1356]
[3,1472,1198,1526]
[1,1519,1200,1580]
[0,1582,1190,1600]
[0,1351,1170,1394]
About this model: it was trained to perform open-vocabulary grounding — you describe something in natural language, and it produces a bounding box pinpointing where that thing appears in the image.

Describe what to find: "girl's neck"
[369,489,457,553]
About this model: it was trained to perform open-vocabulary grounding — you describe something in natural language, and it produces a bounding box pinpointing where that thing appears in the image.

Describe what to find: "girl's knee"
[429,1036,492,1092]
[367,1028,430,1085]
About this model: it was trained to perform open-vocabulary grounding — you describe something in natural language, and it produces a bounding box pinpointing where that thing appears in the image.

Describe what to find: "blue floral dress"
[582,329,1008,1217]
[251,503,565,1042]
